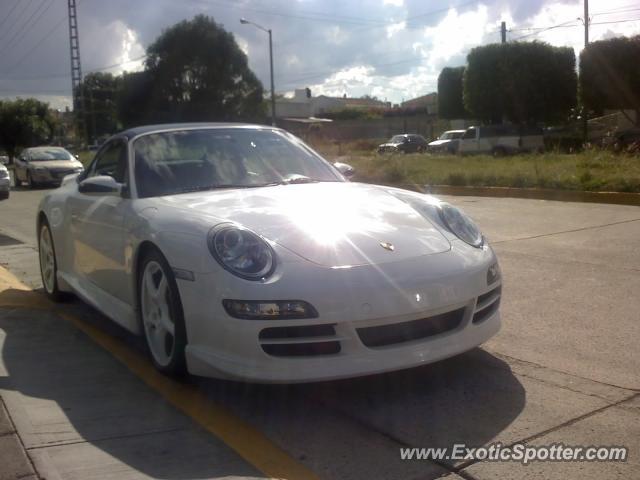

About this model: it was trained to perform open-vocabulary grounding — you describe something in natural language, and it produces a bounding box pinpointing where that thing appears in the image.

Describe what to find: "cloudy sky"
[0,0,639,109]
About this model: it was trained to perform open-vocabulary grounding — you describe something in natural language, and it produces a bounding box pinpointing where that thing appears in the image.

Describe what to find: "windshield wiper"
[277,176,321,185]
[172,184,266,194]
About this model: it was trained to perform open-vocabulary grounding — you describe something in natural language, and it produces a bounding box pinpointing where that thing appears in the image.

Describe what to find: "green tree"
[117,71,155,128]
[437,66,469,119]
[464,42,577,124]
[580,35,640,125]
[143,15,265,122]
[79,72,120,142]
[0,98,57,162]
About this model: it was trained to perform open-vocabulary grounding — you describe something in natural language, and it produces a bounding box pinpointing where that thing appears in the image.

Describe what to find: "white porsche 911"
[37,123,501,383]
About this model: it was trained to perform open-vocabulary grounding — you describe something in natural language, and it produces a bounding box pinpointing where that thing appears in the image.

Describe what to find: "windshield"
[439,132,453,140]
[133,128,342,198]
[390,135,406,143]
[29,147,73,161]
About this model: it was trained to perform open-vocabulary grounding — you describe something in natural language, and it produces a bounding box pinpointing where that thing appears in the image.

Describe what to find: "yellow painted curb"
[396,184,640,206]
[0,266,320,480]
[0,266,51,310]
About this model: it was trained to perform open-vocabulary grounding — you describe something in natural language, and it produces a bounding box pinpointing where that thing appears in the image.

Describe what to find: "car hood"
[152,182,451,267]
[29,160,82,169]
[379,142,402,148]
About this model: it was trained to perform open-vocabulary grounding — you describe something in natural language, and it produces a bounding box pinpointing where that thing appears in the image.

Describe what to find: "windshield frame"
[130,126,344,199]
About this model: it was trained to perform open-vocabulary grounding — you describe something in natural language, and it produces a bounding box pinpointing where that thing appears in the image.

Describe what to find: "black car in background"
[377,134,428,154]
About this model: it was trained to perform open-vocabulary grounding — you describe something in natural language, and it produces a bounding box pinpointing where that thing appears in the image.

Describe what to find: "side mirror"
[333,162,355,178]
[78,175,122,195]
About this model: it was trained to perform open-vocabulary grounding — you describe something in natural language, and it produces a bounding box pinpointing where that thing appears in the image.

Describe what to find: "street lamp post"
[240,18,276,126]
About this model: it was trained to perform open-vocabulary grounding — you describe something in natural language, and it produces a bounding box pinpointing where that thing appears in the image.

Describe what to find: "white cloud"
[325,25,350,45]
[383,0,404,6]
[386,21,406,38]
[235,35,250,55]
[423,5,491,70]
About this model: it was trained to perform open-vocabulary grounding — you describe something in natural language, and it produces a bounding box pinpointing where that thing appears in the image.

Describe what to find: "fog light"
[223,299,318,320]
[487,263,500,285]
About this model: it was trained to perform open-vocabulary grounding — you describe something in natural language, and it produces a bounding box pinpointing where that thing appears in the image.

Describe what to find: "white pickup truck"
[458,125,544,155]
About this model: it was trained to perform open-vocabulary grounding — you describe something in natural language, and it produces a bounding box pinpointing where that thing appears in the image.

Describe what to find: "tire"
[138,248,187,376]
[38,219,67,302]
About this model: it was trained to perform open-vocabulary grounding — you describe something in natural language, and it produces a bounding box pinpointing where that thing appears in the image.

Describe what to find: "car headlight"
[438,203,484,248]
[208,224,275,280]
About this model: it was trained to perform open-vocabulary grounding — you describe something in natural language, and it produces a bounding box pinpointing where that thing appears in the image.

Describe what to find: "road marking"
[0,266,321,480]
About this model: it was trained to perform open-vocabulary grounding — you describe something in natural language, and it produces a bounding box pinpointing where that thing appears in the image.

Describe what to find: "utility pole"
[501,21,507,43]
[240,18,276,126]
[268,29,276,126]
[584,0,589,46]
[67,0,86,145]
[583,0,589,142]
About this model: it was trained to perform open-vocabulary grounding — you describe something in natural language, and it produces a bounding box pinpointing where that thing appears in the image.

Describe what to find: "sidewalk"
[0,397,37,480]
[0,270,264,480]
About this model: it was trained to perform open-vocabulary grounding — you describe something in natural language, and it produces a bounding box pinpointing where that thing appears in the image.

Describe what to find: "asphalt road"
[0,186,638,480]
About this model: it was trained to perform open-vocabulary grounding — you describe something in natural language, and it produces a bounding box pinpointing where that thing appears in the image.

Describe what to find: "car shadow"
[0,288,525,478]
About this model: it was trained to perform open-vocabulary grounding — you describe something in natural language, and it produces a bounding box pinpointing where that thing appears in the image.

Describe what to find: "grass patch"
[316,146,640,193]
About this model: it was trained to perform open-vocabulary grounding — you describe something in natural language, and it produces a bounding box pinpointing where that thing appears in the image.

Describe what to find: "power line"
[0,0,53,59]
[197,0,389,26]
[511,19,580,41]
[0,54,147,80]
[1,0,87,74]
[0,0,36,42]
[0,0,21,33]
[590,17,640,26]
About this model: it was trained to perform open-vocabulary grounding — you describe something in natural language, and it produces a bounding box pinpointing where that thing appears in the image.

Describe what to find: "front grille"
[259,324,341,357]
[357,307,465,348]
[262,342,341,357]
[259,324,336,340]
[473,285,502,324]
[50,169,75,178]
[473,299,500,324]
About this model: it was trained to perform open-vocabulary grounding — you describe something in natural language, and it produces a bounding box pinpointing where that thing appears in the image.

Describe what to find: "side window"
[88,140,127,183]
[462,128,476,140]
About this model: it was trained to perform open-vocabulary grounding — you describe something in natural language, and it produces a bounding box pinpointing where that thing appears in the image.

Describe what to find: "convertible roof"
[121,122,269,138]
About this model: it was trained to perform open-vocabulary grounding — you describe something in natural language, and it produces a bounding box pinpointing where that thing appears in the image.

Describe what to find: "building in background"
[273,88,391,119]
[400,93,438,115]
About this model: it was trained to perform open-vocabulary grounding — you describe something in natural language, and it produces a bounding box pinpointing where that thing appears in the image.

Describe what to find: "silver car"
[14,147,84,188]
[0,163,10,199]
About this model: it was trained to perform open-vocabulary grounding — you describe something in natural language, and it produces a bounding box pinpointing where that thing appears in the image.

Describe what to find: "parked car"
[458,125,544,156]
[0,155,9,165]
[377,134,429,154]
[37,123,501,383]
[602,128,640,153]
[0,163,10,199]
[13,147,84,188]
[427,130,466,154]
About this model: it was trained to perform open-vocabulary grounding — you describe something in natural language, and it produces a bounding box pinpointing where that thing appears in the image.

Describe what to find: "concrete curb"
[394,184,640,206]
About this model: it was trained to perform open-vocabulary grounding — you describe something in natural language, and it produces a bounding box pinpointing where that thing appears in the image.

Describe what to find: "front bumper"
[31,168,81,185]
[177,243,502,383]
